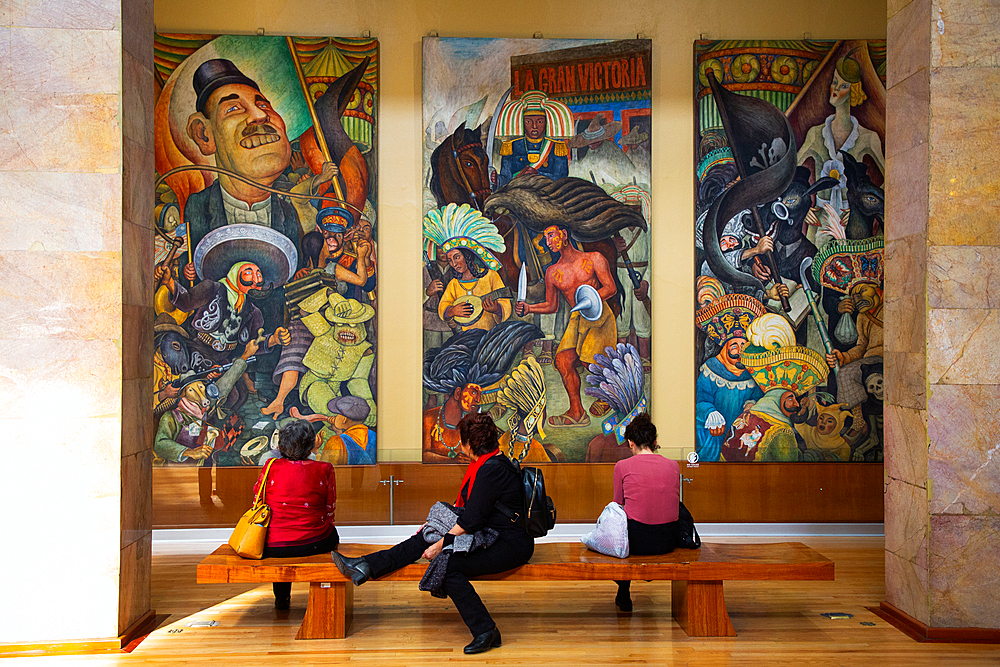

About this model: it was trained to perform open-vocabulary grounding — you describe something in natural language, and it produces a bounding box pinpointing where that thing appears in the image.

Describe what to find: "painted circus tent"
[152,34,379,466]
[694,40,886,463]
[422,38,653,463]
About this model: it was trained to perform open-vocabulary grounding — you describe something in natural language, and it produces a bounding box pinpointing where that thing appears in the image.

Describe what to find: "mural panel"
[153,34,379,466]
[693,40,885,462]
[422,38,652,463]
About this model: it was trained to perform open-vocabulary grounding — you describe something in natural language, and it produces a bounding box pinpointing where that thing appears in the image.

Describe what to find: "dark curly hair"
[457,413,500,456]
[624,413,658,452]
[278,420,317,461]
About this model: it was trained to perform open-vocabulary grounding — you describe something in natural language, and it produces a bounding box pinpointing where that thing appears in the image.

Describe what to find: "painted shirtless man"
[515,225,617,427]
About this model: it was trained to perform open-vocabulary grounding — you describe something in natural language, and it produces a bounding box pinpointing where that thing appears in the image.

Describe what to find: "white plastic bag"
[581,502,630,558]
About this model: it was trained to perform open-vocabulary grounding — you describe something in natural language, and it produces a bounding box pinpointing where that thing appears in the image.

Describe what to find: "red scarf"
[455,449,500,507]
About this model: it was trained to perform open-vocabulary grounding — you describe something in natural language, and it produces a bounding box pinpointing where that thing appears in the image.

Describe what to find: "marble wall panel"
[928,384,1000,515]
[0,338,121,419]
[9,27,120,94]
[885,477,929,562]
[888,0,930,88]
[122,220,152,307]
[884,404,928,487]
[884,350,927,409]
[928,246,1000,309]
[884,232,926,300]
[101,173,123,252]
[0,172,108,251]
[886,68,930,160]
[931,0,1000,68]
[118,533,151,636]
[122,50,153,152]
[121,377,153,459]
[927,309,1000,384]
[0,27,10,89]
[0,251,121,339]
[884,294,925,354]
[888,0,917,20]
[884,142,929,241]
[122,303,153,381]
[121,0,153,65]
[0,92,120,172]
[121,450,152,548]
[928,67,1000,246]
[5,0,120,30]
[0,414,121,641]
[885,548,930,625]
[123,138,154,230]
[929,515,1000,628]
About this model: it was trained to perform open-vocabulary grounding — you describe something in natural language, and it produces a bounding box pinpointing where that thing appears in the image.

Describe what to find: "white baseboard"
[152,523,883,555]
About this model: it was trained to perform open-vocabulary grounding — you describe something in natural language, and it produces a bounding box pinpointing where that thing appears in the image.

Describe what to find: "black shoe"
[274,595,290,610]
[615,592,633,613]
[331,551,372,585]
[464,627,502,654]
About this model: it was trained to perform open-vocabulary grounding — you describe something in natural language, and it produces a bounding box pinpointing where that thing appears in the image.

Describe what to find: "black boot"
[464,626,502,654]
[331,551,373,585]
[273,582,291,610]
[615,581,633,612]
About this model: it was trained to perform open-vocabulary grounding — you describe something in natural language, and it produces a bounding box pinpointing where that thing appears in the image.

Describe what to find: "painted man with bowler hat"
[183,58,302,265]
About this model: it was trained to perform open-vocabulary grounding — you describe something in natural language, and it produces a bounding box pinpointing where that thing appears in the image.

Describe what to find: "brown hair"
[624,413,659,452]
[457,413,500,456]
[278,420,317,461]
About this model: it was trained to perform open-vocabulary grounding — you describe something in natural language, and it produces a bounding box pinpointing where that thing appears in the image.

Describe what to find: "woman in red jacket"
[253,420,338,609]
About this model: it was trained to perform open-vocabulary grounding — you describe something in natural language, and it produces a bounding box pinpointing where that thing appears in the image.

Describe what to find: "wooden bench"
[197,541,833,639]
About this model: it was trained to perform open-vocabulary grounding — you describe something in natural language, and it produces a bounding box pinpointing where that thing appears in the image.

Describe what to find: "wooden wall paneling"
[680,463,885,523]
[154,462,884,529]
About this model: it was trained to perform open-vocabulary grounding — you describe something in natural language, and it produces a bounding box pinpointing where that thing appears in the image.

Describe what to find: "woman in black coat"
[332,413,533,654]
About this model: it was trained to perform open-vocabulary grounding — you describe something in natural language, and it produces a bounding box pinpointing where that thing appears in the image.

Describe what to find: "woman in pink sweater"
[612,413,680,611]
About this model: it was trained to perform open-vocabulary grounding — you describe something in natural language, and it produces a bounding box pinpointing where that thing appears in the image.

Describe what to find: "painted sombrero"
[193,223,298,286]
[811,237,884,294]
[695,293,766,344]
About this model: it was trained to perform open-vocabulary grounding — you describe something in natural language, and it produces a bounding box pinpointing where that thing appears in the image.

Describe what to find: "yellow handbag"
[228,458,276,559]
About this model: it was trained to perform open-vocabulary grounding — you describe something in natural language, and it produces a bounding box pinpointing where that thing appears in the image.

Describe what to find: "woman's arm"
[422,523,466,561]
[613,462,625,506]
[324,463,337,526]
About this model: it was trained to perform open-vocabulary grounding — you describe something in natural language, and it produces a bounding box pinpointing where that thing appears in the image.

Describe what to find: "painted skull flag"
[694,40,886,463]
[153,34,379,466]
[422,38,652,464]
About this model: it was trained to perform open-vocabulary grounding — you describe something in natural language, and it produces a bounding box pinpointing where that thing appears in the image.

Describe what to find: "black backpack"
[496,463,556,538]
[677,501,702,549]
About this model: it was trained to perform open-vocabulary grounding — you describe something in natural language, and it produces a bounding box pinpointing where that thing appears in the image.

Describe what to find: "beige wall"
[152,0,887,463]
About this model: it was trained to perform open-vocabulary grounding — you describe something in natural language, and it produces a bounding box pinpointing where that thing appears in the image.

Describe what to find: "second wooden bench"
[197,541,834,639]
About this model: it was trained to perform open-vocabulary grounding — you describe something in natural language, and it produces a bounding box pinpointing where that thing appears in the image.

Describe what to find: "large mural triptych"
[422,38,653,463]
[694,40,886,463]
[152,34,379,467]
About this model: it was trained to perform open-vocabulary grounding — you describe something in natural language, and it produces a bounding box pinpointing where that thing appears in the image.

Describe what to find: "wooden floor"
[9,538,1000,665]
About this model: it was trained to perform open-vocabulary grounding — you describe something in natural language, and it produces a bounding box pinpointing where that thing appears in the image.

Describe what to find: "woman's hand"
[422,538,444,561]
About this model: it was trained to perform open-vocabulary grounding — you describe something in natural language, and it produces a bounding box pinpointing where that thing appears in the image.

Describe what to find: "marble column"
[885,0,1000,631]
[0,0,153,645]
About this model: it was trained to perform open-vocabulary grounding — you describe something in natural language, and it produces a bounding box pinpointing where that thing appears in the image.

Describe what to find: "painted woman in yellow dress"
[437,246,511,332]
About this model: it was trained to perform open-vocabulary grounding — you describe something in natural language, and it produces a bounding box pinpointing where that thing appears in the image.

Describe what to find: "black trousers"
[263,528,341,600]
[364,530,533,637]
[617,519,679,595]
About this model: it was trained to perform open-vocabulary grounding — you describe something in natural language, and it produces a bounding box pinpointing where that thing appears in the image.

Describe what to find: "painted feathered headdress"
[497,356,547,449]
[585,343,647,444]
[423,320,543,395]
[423,203,506,271]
